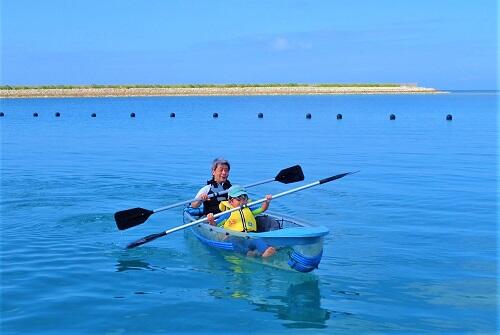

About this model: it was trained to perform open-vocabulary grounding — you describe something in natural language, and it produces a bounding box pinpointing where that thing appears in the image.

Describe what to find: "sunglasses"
[229,194,248,201]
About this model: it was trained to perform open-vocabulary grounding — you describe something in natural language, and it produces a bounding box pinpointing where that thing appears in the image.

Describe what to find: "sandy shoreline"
[0,85,443,98]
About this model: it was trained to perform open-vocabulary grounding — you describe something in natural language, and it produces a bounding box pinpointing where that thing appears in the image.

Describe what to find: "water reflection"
[115,259,154,272]
[113,236,332,328]
[207,253,331,328]
[253,279,330,329]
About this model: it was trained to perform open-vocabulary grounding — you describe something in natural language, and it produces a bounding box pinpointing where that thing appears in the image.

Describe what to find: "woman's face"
[212,164,229,183]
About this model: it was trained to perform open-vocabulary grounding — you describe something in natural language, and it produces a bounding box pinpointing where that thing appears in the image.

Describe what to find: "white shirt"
[195,183,228,201]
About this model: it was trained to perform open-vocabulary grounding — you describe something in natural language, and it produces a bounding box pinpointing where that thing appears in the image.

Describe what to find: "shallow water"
[0,93,497,334]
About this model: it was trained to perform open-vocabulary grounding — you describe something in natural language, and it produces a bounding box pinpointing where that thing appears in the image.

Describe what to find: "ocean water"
[0,93,497,334]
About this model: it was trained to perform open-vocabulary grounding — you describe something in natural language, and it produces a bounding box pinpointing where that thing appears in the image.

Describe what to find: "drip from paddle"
[125,171,358,249]
[114,165,304,230]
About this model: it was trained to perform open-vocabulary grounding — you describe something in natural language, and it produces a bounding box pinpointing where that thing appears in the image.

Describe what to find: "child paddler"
[207,185,276,258]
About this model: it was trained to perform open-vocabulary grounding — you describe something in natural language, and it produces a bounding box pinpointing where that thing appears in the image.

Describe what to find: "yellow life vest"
[218,201,257,232]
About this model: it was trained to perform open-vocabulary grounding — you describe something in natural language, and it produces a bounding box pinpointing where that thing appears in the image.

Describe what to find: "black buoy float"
[33,112,39,117]
[130,112,136,118]
[446,114,453,121]
[170,112,176,118]
[55,112,61,117]
[336,113,342,120]
[257,112,264,118]
[213,112,219,118]
[91,113,96,117]
[0,112,4,117]
[306,113,312,119]
[390,114,396,120]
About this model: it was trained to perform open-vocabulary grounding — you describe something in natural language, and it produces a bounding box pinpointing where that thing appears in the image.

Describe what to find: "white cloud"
[272,37,291,50]
[270,37,312,51]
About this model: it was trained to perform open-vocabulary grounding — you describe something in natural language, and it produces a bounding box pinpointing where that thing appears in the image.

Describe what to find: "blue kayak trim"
[247,226,329,239]
[190,225,235,251]
[288,250,323,273]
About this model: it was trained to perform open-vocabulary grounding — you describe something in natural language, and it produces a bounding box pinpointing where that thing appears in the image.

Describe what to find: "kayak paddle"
[125,171,358,249]
[114,165,304,230]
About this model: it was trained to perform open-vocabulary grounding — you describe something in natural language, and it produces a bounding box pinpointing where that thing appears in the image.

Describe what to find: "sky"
[1,0,497,90]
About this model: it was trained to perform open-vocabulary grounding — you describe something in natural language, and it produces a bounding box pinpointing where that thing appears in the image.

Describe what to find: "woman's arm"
[191,185,210,208]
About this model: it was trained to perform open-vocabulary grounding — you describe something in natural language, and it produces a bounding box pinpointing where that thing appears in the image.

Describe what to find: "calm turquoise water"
[0,93,497,334]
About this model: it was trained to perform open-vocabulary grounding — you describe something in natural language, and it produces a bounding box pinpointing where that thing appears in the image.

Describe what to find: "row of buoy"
[0,111,454,120]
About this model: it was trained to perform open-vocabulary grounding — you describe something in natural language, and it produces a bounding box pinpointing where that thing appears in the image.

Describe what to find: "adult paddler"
[191,158,232,215]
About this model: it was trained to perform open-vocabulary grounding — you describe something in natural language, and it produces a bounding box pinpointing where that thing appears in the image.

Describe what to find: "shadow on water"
[111,245,187,273]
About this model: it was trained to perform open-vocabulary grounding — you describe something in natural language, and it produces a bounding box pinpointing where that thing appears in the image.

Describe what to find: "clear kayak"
[183,208,329,273]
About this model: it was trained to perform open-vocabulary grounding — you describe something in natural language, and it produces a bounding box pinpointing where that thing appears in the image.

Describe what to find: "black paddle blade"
[319,171,359,185]
[275,165,304,184]
[114,207,154,231]
[126,232,166,249]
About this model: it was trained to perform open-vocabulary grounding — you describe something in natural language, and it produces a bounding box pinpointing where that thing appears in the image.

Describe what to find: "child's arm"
[207,212,230,227]
[251,194,272,216]
[261,194,272,211]
[207,213,216,226]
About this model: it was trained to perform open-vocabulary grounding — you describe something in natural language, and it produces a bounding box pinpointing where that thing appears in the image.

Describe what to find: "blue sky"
[1,0,497,89]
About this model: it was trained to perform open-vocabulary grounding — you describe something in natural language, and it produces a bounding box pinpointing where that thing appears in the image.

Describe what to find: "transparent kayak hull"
[183,209,329,273]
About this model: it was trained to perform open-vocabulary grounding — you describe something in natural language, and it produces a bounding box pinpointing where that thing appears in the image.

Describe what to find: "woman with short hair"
[191,158,232,215]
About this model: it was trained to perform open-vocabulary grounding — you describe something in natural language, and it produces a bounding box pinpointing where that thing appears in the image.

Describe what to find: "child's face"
[229,195,248,206]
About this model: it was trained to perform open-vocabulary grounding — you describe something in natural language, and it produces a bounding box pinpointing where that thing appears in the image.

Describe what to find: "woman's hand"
[192,193,209,208]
